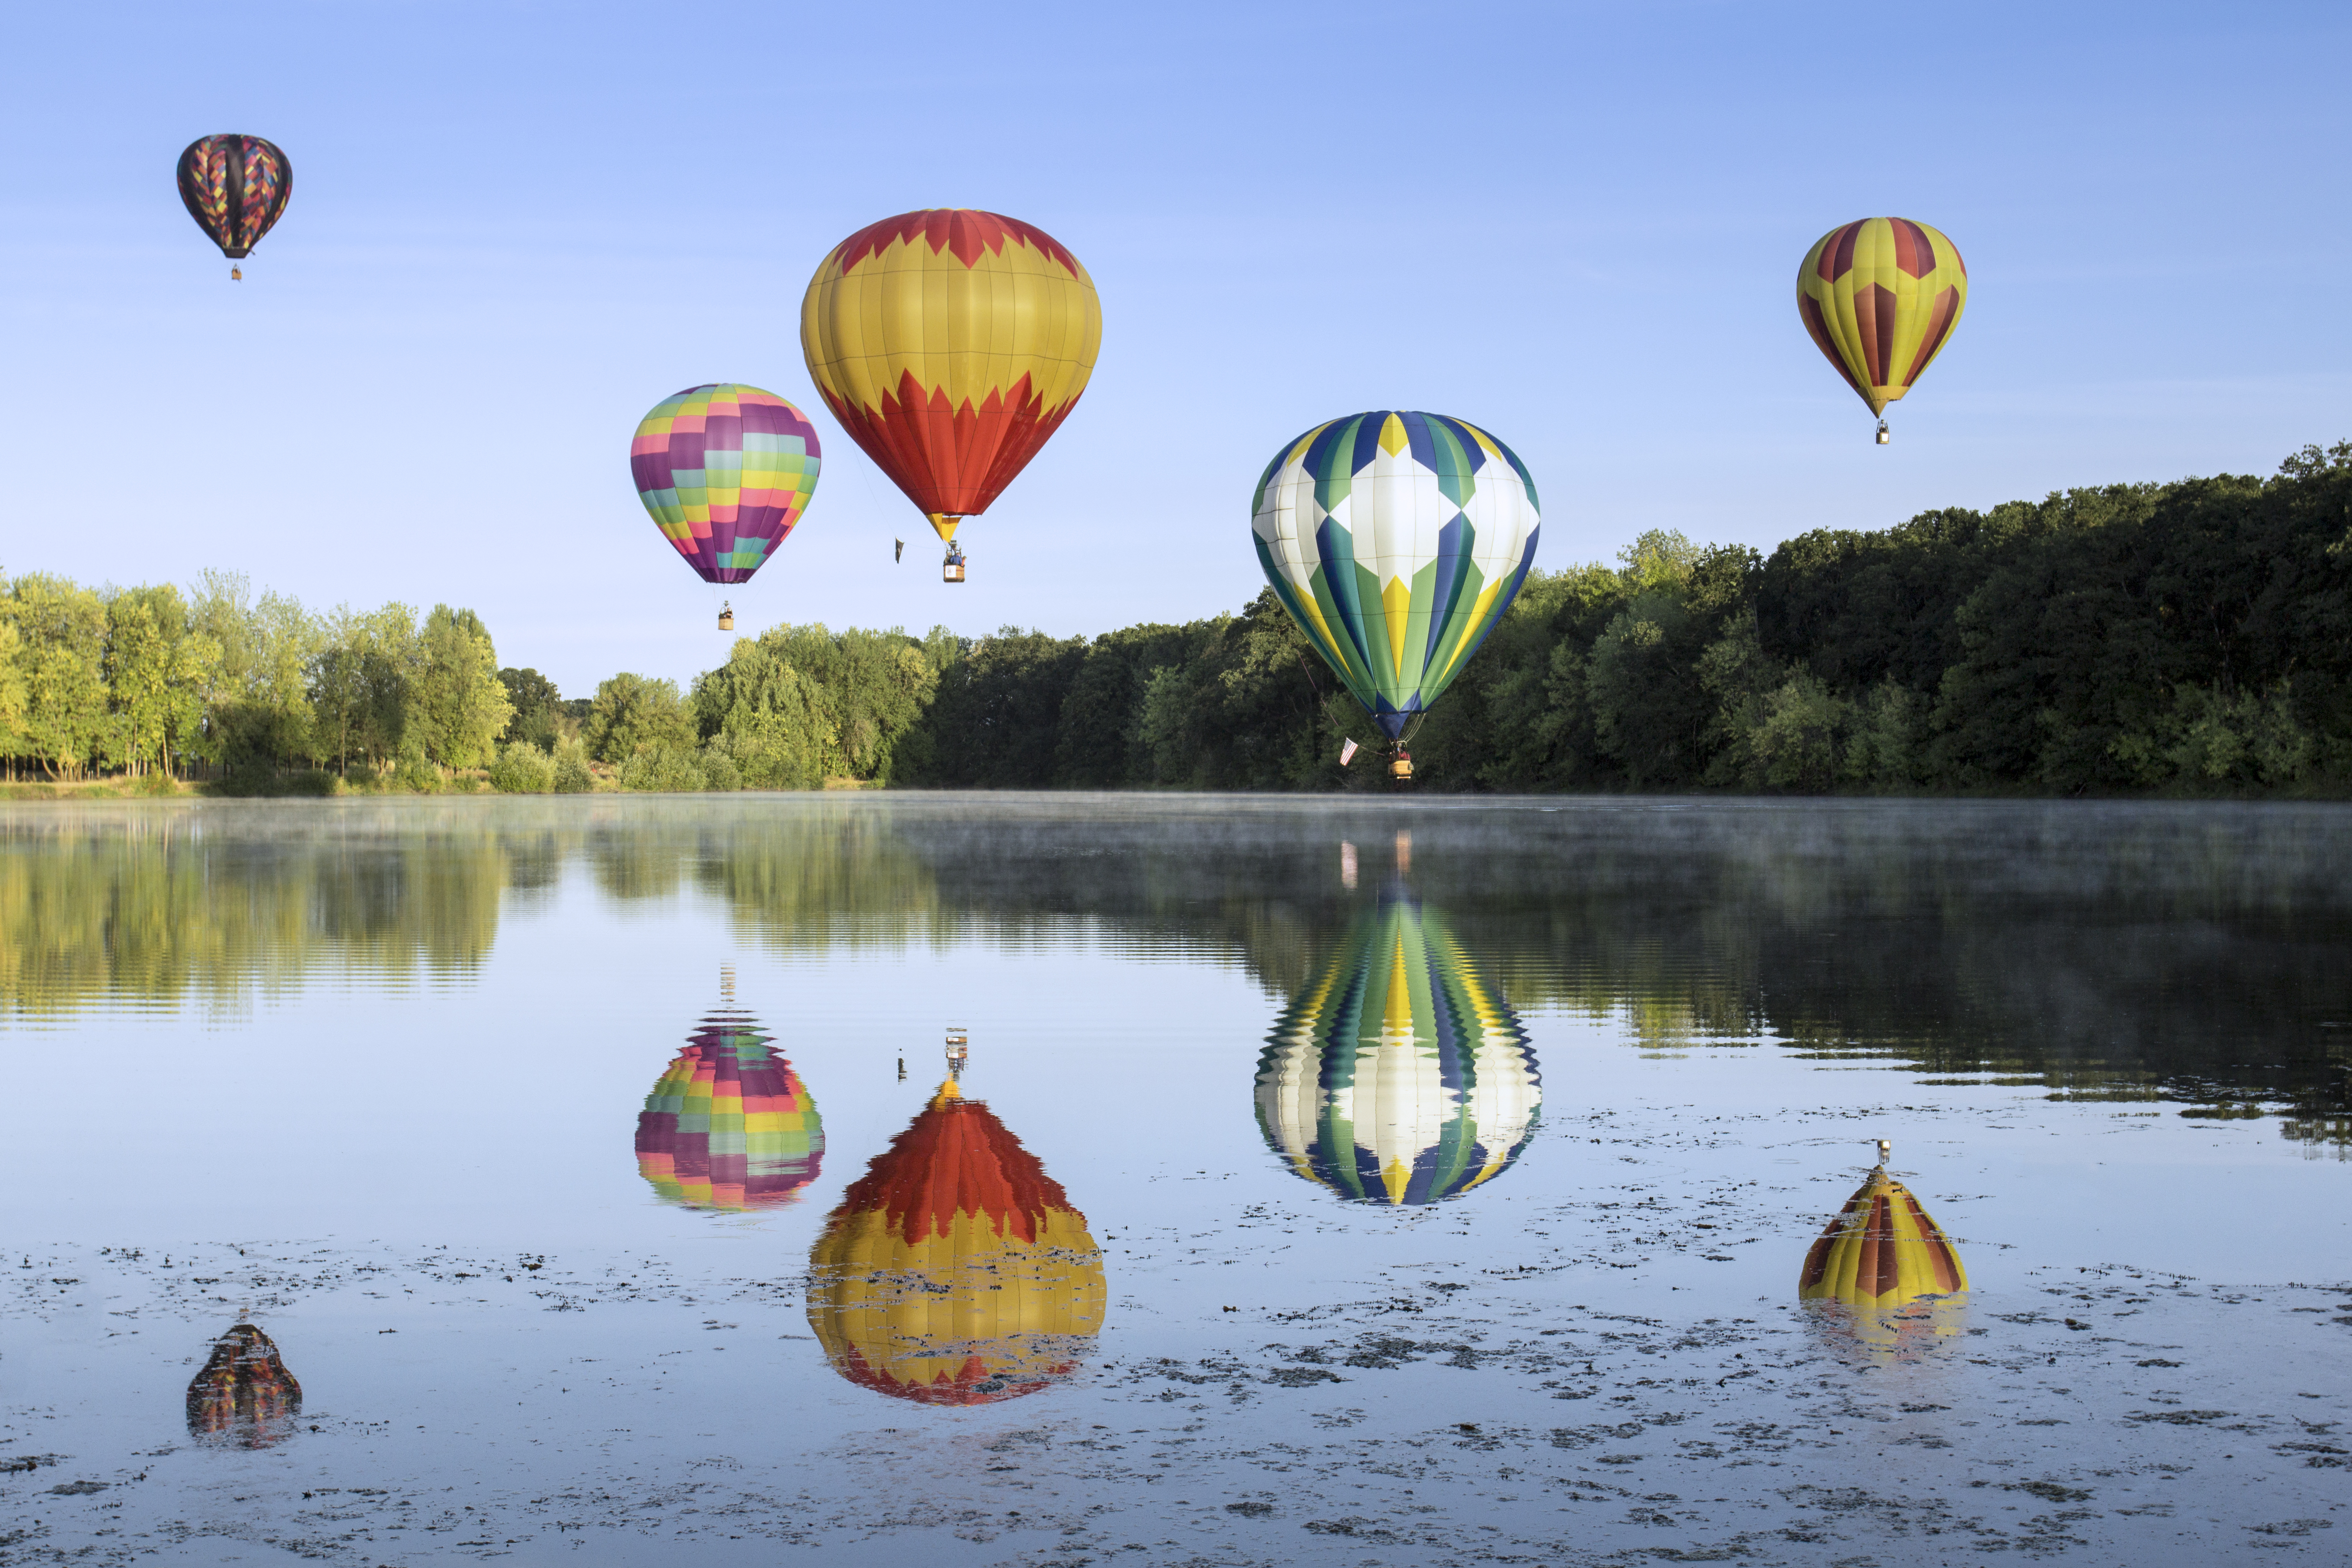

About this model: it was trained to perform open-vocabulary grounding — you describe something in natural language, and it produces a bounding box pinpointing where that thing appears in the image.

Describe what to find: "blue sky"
[3,1,2346,695]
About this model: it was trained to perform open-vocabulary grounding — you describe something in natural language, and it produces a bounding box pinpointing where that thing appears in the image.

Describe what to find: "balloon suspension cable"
[944,1026,970,1084]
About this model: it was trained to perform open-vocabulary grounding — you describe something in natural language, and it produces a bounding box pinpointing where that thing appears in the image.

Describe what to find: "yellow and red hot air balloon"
[801,209,1102,582]
[1799,1144,1969,1308]
[1796,217,1968,442]
[805,1080,1105,1405]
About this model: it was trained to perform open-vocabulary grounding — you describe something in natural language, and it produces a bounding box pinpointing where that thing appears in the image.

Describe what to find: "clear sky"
[4,1,2347,696]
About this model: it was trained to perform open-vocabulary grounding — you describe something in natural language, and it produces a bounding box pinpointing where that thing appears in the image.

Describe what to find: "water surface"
[5,795,2348,1565]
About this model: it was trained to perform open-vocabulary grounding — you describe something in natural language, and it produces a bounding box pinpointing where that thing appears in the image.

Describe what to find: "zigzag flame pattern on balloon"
[1252,411,1541,739]
[806,1082,1104,1405]
[1255,884,1542,1206]
[175,134,292,260]
[801,208,1101,542]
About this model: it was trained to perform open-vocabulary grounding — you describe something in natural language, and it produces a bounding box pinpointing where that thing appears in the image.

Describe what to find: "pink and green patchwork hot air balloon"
[631,384,821,585]
[635,1010,824,1211]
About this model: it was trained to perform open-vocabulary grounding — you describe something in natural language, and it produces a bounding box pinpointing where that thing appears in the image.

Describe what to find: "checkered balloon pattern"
[631,384,822,584]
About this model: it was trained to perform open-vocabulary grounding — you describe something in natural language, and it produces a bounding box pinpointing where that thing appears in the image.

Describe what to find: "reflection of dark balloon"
[1255,884,1541,1205]
[806,1081,1104,1405]
[636,1008,823,1212]
[186,1322,302,1447]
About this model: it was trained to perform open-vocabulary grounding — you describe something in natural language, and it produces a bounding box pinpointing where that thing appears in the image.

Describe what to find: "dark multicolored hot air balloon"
[631,385,822,592]
[1253,412,1541,747]
[1799,1143,1969,1308]
[806,1081,1105,1404]
[1795,217,1968,440]
[186,1321,302,1447]
[175,135,291,279]
[1255,884,1541,1205]
[801,209,1102,580]
[635,1006,824,1211]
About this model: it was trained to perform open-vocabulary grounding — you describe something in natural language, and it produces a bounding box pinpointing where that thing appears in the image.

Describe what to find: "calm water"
[4,794,2349,1566]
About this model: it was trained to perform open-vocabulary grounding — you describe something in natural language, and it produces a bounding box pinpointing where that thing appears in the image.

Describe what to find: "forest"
[3,441,2347,797]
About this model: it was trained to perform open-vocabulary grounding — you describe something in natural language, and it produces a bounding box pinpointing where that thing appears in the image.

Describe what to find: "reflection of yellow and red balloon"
[1800,1161,1968,1308]
[806,1082,1104,1405]
[635,1010,823,1212]
[186,1322,302,1447]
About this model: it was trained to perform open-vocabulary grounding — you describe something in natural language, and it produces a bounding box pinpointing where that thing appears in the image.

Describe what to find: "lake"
[4,794,2348,1566]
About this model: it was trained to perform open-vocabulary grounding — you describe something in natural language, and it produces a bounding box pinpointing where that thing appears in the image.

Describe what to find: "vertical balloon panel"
[1255,885,1541,1205]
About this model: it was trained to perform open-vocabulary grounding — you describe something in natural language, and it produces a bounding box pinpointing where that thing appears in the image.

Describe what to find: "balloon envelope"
[631,385,822,585]
[1799,1163,1968,1308]
[1255,885,1541,1204]
[186,1322,302,1447]
[635,1009,824,1211]
[1795,217,1968,417]
[801,209,1100,543]
[176,135,291,260]
[806,1082,1104,1404]
[1253,412,1541,738]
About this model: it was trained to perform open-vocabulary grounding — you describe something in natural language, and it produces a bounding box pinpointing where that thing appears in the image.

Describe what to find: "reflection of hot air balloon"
[1799,1143,1969,1307]
[1795,218,1968,441]
[1255,884,1541,1205]
[806,1082,1104,1404]
[186,1322,302,1447]
[631,385,822,600]
[175,135,291,279]
[801,209,1102,582]
[1252,412,1541,749]
[635,1007,824,1212]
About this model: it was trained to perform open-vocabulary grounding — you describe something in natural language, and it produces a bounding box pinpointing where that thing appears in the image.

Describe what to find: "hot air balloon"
[806,1080,1105,1404]
[186,1321,302,1447]
[801,209,1102,583]
[631,384,822,624]
[175,135,291,280]
[1795,218,1969,443]
[1252,412,1541,764]
[636,1004,824,1212]
[1255,883,1541,1206]
[1799,1141,1969,1308]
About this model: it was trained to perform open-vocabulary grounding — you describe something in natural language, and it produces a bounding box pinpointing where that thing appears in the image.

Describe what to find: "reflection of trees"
[0,805,509,1016]
[10,799,2345,1148]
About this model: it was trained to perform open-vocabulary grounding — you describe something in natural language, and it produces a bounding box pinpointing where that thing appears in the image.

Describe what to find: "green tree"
[583,673,695,762]
[411,605,512,770]
[103,584,219,777]
[6,574,109,780]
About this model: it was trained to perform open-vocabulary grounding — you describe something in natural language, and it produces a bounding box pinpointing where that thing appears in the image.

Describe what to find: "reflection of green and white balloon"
[1251,411,1541,739]
[1254,886,1540,1204]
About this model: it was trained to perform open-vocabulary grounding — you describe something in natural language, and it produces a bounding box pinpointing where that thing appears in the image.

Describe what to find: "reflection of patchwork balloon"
[636,1011,823,1211]
[1799,1164,1968,1308]
[186,1322,302,1447]
[1255,885,1541,1205]
[806,1082,1104,1405]
[1254,411,1541,739]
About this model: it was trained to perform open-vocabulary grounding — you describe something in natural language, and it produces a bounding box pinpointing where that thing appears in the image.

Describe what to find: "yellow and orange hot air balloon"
[800,209,1102,580]
[1799,1142,1969,1308]
[805,1080,1105,1405]
[1796,217,1968,441]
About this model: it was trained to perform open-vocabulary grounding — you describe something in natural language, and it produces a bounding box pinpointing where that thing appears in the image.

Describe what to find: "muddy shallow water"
[3,794,2348,1566]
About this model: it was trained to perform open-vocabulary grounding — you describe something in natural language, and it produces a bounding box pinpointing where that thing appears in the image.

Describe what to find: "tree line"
[6,441,2347,795]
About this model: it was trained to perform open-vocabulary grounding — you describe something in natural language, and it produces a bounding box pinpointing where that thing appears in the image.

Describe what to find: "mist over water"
[4,795,2348,1564]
